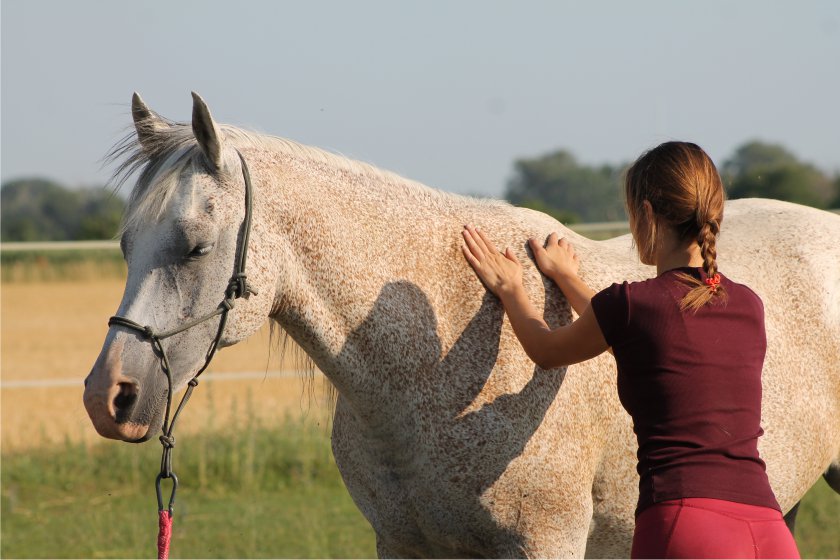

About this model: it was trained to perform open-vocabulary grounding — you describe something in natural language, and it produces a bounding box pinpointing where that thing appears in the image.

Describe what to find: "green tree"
[723,141,834,208]
[1,179,125,241]
[832,175,840,209]
[721,142,798,178]
[516,198,579,224]
[78,192,125,239]
[506,150,626,223]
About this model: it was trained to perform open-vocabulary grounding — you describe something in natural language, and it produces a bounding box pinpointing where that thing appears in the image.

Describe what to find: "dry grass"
[1,277,331,452]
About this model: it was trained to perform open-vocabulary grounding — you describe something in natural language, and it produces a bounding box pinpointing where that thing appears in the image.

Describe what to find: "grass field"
[1,255,838,558]
[1,417,377,558]
[0,247,126,283]
[1,413,837,558]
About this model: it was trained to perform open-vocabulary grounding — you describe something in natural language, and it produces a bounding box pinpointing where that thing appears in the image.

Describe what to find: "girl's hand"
[462,225,523,298]
[528,232,580,281]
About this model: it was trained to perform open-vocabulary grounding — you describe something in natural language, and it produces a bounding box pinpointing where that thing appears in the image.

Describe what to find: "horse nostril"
[113,382,139,420]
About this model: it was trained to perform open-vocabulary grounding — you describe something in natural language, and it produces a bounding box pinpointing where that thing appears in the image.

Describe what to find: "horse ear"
[191,91,224,171]
[132,92,168,151]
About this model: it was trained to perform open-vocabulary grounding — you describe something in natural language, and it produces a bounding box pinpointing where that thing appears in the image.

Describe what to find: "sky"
[2,1,839,198]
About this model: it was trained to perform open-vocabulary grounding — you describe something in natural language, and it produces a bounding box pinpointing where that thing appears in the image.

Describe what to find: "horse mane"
[107,114,508,235]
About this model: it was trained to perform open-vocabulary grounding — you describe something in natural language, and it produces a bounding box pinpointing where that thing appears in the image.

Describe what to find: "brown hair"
[625,141,727,312]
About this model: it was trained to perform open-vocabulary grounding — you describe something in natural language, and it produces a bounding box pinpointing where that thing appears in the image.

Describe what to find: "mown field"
[1,252,837,558]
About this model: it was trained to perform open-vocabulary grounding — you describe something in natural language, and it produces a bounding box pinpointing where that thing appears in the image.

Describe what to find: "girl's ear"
[642,200,655,223]
[637,200,659,265]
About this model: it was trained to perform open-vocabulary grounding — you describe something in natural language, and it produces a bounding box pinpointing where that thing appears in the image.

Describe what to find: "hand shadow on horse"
[332,277,569,555]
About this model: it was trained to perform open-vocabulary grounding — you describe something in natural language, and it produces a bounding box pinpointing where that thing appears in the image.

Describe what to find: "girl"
[461,142,799,559]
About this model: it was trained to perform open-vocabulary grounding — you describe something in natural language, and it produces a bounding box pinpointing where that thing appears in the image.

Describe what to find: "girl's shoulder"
[596,267,764,308]
[721,274,765,312]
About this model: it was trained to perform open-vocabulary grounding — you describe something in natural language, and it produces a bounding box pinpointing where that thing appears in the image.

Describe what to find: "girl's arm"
[528,233,594,316]
[461,226,608,369]
[527,232,614,356]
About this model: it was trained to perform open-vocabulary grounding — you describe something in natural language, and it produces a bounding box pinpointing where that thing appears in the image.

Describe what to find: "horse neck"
[258,150,495,411]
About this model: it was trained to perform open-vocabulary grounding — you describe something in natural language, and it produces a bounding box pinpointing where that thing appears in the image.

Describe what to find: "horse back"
[712,199,840,509]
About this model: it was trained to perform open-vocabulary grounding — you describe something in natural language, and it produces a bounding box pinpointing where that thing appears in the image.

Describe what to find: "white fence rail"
[568,221,629,235]
[1,240,120,252]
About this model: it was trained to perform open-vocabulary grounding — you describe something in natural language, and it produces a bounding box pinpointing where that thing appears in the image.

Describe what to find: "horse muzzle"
[83,340,155,442]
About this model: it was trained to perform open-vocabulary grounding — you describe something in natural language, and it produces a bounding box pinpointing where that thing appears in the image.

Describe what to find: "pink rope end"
[157,509,172,560]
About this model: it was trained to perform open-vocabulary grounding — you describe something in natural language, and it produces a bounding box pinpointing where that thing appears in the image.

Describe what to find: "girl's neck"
[655,229,704,275]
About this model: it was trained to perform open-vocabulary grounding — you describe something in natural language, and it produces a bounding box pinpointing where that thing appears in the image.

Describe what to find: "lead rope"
[108,150,255,559]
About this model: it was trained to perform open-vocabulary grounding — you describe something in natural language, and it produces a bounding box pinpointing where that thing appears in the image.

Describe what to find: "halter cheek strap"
[107,149,256,531]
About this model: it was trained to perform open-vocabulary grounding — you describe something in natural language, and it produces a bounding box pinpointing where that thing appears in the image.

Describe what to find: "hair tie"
[705,273,721,293]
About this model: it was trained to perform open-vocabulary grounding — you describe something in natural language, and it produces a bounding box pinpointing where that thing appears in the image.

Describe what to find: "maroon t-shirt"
[590,266,780,515]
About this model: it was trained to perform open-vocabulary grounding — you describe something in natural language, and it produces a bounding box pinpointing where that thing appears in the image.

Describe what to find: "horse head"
[83,92,274,441]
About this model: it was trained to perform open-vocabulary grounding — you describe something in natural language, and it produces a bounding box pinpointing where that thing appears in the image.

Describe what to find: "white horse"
[84,92,840,558]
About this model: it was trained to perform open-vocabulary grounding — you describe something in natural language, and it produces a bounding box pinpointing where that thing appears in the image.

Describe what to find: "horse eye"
[187,243,215,259]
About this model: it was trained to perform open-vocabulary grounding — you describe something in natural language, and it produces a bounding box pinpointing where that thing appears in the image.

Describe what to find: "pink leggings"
[632,498,800,559]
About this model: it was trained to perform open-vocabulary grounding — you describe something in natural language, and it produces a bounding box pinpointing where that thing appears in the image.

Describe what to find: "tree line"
[506,140,840,224]
[2,140,838,242]
[1,179,124,242]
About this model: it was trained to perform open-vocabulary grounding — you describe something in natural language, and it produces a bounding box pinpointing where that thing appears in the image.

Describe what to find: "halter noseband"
[107,149,256,513]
